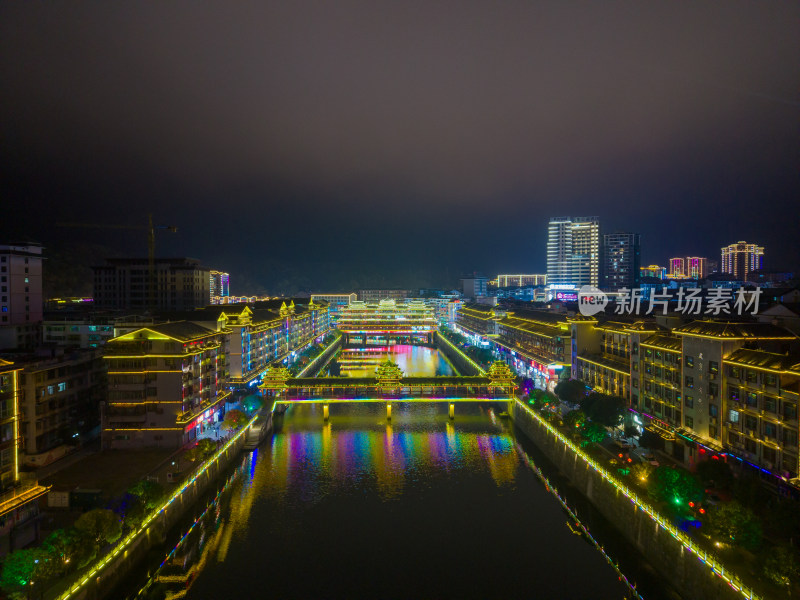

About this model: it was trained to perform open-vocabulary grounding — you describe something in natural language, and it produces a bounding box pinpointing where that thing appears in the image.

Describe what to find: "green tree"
[241,395,263,414]
[582,422,607,443]
[554,379,586,405]
[580,393,627,428]
[761,545,799,588]
[221,409,248,432]
[129,479,165,511]
[694,459,734,490]
[649,466,704,506]
[0,547,48,598]
[704,501,762,551]
[42,528,95,573]
[74,508,122,551]
[564,410,587,430]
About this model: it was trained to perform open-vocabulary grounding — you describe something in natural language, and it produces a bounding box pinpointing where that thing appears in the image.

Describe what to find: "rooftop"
[673,321,796,340]
[724,348,800,373]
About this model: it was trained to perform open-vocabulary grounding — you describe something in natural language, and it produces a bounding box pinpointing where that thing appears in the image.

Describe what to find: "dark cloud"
[1,1,798,291]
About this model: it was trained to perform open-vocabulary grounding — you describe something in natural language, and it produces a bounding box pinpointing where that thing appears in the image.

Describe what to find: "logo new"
[578,286,608,316]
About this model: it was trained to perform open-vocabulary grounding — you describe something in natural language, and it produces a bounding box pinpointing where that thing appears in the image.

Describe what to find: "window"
[685,375,694,389]
[685,356,694,368]
[764,423,777,438]
[784,403,798,421]
[744,415,758,431]
[709,382,718,396]
[765,373,777,387]
[684,415,694,428]
[728,410,740,423]
[746,370,758,384]
[684,395,694,408]
[746,392,758,407]
[709,360,719,374]
[729,366,740,378]
[709,404,718,417]
[729,387,740,402]
[763,397,776,414]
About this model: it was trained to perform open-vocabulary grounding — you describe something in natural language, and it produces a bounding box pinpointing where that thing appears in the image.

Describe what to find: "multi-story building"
[455,303,498,337]
[209,270,230,301]
[93,258,211,312]
[0,358,48,555]
[460,277,488,299]
[104,322,228,449]
[337,299,435,344]
[102,300,330,448]
[685,257,707,280]
[16,349,106,465]
[311,293,357,325]
[0,243,43,350]
[721,241,764,281]
[668,258,685,279]
[495,274,547,288]
[357,289,410,303]
[43,319,115,348]
[602,232,640,291]
[546,217,600,287]
[640,265,666,280]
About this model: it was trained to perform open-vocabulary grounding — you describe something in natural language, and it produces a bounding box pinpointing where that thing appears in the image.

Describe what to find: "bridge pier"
[386,403,392,421]
[449,403,455,419]
[323,404,329,421]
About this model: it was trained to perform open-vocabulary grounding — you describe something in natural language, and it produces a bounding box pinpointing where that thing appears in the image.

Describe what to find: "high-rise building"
[546,216,599,287]
[92,258,211,312]
[601,232,640,291]
[685,257,707,280]
[721,241,764,280]
[495,274,547,288]
[460,277,488,299]
[0,243,43,350]
[209,270,230,300]
[668,257,685,279]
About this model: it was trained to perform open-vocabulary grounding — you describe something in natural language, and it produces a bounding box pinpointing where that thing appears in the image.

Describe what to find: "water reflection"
[335,344,455,377]
[134,404,643,600]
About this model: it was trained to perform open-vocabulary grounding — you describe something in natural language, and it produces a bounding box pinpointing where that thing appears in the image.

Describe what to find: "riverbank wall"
[510,399,759,600]
[53,416,258,600]
[433,332,484,376]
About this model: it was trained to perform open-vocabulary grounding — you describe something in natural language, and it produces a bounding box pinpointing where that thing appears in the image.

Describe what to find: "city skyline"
[1,2,799,293]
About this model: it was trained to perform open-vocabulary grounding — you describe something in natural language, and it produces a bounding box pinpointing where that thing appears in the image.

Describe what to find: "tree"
[221,409,248,432]
[0,547,48,598]
[564,410,587,430]
[580,393,627,428]
[704,501,762,551]
[129,479,165,511]
[632,462,655,484]
[761,545,800,588]
[694,459,734,490]
[42,528,95,573]
[554,379,586,405]
[74,508,122,551]
[241,395,263,414]
[649,466,704,506]
[582,422,607,444]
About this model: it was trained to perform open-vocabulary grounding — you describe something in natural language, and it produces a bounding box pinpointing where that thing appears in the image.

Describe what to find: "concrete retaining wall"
[511,400,757,600]
[434,332,483,376]
[56,425,250,600]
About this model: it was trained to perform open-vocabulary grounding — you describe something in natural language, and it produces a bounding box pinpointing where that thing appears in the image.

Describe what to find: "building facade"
[546,217,599,288]
[460,277,488,299]
[685,257,707,280]
[17,349,106,464]
[602,232,641,291]
[93,258,211,312]
[496,274,547,288]
[640,265,666,280]
[0,243,43,351]
[668,258,685,279]
[721,241,764,281]
[209,270,230,301]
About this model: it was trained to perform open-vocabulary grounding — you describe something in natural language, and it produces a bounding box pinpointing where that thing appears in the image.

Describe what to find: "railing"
[56,412,259,600]
[515,398,761,600]
[0,480,50,518]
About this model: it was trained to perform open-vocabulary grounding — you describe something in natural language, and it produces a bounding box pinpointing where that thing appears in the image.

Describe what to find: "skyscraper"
[602,232,640,291]
[685,257,707,280]
[0,243,43,350]
[546,216,599,287]
[668,257,685,278]
[210,270,230,300]
[721,241,764,280]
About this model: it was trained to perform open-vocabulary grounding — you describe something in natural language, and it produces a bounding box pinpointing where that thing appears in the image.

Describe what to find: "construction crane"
[57,213,178,312]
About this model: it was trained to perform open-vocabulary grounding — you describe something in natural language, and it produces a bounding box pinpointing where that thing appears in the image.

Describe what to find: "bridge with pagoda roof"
[259,361,517,420]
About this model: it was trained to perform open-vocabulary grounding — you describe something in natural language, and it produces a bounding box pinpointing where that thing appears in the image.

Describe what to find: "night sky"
[2,2,798,294]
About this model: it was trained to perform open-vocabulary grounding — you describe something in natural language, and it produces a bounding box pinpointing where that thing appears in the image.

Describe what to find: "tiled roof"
[724,348,800,372]
[142,321,218,342]
[641,334,682,352]
[673,321,796,339]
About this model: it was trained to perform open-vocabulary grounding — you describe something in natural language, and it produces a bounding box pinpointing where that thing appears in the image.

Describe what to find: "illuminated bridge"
[260,361,517,420]
[336,299,437,344]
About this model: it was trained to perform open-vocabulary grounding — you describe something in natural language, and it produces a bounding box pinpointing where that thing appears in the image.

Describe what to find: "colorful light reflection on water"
[335,344,456,377]
[132,403,661,600]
